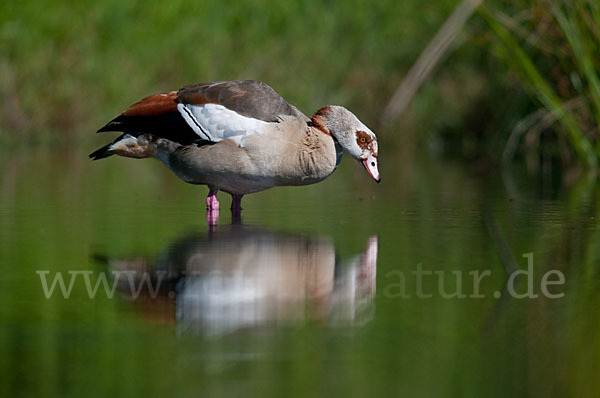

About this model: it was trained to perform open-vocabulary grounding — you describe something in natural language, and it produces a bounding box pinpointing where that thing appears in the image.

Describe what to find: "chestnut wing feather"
[96,92,201,145]
[96,80,300,146]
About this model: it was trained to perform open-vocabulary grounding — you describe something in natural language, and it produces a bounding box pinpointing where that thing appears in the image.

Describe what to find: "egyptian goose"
[90,80,380,215]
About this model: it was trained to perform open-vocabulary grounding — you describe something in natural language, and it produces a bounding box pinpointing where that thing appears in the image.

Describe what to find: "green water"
[1,147,599,397]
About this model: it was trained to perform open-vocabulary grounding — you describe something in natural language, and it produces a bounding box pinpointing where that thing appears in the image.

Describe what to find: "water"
[1,147,599,397]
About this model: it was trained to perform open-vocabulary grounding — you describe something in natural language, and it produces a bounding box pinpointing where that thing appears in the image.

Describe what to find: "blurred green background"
[2,1,600,397]
[2,0,599,173]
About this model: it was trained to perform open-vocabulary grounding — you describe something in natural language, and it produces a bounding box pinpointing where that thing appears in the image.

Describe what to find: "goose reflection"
[106,225,378,335]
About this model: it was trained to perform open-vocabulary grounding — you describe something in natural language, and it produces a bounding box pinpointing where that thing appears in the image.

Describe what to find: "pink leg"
[206,208,219,230]
[205,188,220,210]
[206,188,219,229]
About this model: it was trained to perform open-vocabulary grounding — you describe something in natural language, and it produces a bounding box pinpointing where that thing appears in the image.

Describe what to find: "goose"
[90,80,380,216]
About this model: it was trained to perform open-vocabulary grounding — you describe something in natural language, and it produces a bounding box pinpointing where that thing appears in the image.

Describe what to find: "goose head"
[311,106,380,183]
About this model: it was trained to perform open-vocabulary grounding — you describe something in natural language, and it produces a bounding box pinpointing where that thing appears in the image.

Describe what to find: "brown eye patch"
[356,130,372,150]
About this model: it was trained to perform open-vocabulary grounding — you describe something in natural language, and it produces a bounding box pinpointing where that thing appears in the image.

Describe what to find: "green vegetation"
[0,0,461,143]
[479,0,600,169]
[1,0,599,170]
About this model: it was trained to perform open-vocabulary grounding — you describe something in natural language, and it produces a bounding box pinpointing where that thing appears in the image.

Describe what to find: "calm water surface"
[1,147,599,397]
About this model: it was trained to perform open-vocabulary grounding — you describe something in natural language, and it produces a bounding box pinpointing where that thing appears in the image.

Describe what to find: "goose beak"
[361,153,380,183]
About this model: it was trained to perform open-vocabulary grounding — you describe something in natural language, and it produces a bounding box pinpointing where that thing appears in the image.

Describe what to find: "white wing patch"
[177,103,270,145]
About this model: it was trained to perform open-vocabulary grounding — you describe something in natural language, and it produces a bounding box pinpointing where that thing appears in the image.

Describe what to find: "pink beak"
[362,153,380,183]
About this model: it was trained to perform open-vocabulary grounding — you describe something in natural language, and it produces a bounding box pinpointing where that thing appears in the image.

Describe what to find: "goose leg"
[206,209,218,230]
[231,194,243,212]
[205,187,219,229]
[205,187,220,210]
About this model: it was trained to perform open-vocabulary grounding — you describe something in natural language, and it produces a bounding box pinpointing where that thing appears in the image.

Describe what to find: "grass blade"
[553,5,600,127]
[480,6,598,168]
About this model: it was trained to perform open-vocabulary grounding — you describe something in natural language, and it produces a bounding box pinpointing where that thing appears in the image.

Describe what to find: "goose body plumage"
[165,114,342,195]
[90,80,379,217]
